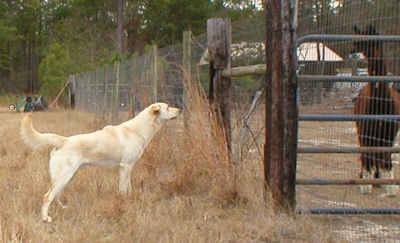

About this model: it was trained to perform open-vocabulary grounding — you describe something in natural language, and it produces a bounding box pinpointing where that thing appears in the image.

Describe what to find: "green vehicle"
[16,96,48,112]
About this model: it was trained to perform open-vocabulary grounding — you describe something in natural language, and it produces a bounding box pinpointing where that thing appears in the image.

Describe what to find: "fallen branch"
[50,79,70,108]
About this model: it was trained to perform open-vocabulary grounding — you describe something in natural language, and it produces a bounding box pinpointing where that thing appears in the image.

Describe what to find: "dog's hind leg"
[119,163,133,194]
[42,166,79,222]
[55,194,67,208]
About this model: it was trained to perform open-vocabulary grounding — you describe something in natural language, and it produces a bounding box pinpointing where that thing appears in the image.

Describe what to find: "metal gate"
[295,34,400,215]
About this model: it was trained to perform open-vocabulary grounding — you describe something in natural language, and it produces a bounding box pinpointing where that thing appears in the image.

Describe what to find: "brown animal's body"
[355,83,400,171]
[353,25,399,196]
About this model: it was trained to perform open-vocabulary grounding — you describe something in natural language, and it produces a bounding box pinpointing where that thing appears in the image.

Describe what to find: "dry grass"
[0,80,342,242]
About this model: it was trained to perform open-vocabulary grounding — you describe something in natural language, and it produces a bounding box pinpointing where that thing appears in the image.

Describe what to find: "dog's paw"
[42,215,53,223]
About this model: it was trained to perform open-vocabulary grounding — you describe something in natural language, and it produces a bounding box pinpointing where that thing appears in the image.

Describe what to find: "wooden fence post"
[68,75,75,109]
[103,66,107,112]
[76,74,80,109]
[130,55,137,116]
[183,30,192,127]
[183,30,192,94]
[207,18,232,154]
[264,0,298,213]
[81,74,85,109]
[112,61,120,124]
[95,69,99,113]
[152,45,158,103]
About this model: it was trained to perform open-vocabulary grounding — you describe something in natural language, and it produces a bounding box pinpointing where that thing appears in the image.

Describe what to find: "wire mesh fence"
[296,1,400,242]
[71,1,400,241]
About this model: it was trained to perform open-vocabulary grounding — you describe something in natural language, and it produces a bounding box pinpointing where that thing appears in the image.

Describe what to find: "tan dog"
[20,103,181,222]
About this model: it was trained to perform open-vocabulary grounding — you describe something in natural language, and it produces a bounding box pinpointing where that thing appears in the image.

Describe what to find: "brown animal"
[352,25,399,196]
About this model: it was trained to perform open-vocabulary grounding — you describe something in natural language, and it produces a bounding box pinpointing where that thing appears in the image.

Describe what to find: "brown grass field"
[2,84,400,242]
[0,91,344,243]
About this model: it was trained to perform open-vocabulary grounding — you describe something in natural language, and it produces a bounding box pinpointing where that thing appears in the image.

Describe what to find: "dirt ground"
[297,104,400,242]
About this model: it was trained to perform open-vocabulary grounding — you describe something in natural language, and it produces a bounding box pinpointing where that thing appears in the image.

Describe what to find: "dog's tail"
[20,113,66,149]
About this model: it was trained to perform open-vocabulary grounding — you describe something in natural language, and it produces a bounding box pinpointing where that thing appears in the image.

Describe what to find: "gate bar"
[297,178,400,185]
[297,34,400,45]
[298,146,400,153]
[296,208,400,215]
[221,70,400,81]
[298,75,400,83]
[300,114,400,121]
[219,35,400,79]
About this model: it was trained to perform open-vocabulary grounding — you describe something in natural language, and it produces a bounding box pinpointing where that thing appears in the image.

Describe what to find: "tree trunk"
[116,0,123,56]
[6,42,14,91]
[23,41,30,94]
[32,39,38,94]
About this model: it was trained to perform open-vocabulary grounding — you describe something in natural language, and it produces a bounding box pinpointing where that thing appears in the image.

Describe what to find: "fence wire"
[72,1,400,241]
[296,1,400,242]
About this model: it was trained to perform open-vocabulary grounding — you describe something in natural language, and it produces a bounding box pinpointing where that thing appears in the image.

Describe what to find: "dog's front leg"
[119,163,133,194]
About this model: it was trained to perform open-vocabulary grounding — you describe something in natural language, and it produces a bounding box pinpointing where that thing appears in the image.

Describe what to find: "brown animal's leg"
[357,120,374,194]
[380,153,397,197]
[372,153,382,188]
[360,152,373,194]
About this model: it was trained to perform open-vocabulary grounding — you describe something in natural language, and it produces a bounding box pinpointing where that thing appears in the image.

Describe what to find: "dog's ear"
[150,105,161,114]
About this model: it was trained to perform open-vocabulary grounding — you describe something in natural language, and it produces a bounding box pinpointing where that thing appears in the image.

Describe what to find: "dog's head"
[149,102,181,121]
